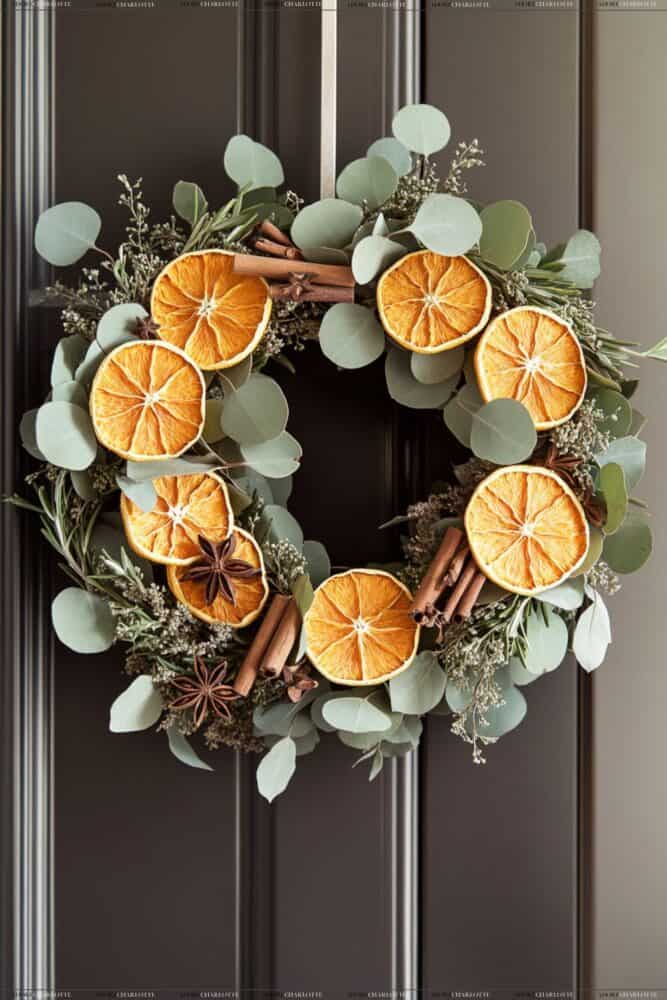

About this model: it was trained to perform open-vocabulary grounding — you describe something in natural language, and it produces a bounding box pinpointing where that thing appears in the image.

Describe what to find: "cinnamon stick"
[442,557,478,623]
[453,571,486,622]
[233,253,355,288]
[233,593,291,697]
[261,598,302,678]
[411,526,463,618]
[444,543,470,587]
[268,282,354,303]
[259,218,292,246]
[255,237,303,260]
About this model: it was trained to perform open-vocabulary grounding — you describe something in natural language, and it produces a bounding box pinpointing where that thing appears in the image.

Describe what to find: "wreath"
[11,103,663,801]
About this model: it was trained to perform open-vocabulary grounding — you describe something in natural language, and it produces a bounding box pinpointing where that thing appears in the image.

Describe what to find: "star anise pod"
[181,534,261,606]
[285,272,316,301]
[580,487,607,529]
[134,315,160,339]
[535,442,584,492]
[169,656,240,729]
[282,661,318,703]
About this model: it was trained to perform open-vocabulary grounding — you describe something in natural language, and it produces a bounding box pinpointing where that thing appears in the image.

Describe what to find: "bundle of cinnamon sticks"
[411,527,486,625]
[233,593,302,697]
[232,219,355,304]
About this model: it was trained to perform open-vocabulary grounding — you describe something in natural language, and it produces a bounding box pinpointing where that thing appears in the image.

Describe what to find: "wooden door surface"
[2,2,588,995]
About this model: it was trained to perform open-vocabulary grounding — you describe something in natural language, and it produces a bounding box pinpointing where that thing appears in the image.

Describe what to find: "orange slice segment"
[304,569,420,686]
[90,340,205,461]
[150,249,272,370]
[474,306,587,430]
[167,527,269,628]
[377,250,492,354]
[465,465,589,595]
[121,472,233,566]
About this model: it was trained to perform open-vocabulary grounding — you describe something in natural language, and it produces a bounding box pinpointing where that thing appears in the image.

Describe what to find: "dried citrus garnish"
[90,340,205,461]
[474,306,587,430]
[376,250,492,354]
[150,249,272,370]
[465,465,589,595]
[304,569,420,686]
[167,527,269,628]
[121,472,233,566]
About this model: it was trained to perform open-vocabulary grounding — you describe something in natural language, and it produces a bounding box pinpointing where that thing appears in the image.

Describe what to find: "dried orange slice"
[465,465,589,595]
[377,250,492,354]
[167,527,269,628]
[474,306,587,430]
[90,341,205,461]
[304,569,420,686]
[150,249,272,370]
[120,472,233,566]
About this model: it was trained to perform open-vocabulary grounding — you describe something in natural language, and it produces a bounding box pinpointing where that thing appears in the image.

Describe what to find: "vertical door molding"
[1,3,56,993]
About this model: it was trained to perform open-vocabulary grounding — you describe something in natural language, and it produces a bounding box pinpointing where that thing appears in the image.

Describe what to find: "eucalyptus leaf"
[522,605,569,675]
[34,201,102,266]
[172,181,208,226]
[351,235,406,284]
[573,588,611,672]
[321,697,392,734]
[266,474,292,506]
[336,156,398,210]
[599,462,627,534]
[19,409,45,460]
[125,456,219,481]
[109,675,162,733]
[537,577,585,610]
[51,334,88,385]
[470,399,537,465]
[602,508,652,574]
[291,573,314,618]
[588,388,632,438]
[443,383,484,447]
[265,728,320,757]
[573,527,604,577]
[36,401,97,471]
[410,346,464,385]
[254,701,312,738]
[596,436,646,489]
[256,737,296,802]
[71,470,97,501]
[373,214,389,236]
[167,728,213,771]
[291,198,363,251]
[297,246,350,265]
[408,193,482,256]
[508,656,542,687]
[116,474,157,513]
[392,103,451,156]
[76,303,145,384]
[303,540,331,587]
[385,348,457,409]
[339,730,381,752]
[220,373,288,445]
[240,431,302,478]
[558,230,601,289]
[224,134,284,190]
[218,355,253,391]
[91,518,154,582]
[263,504,304,550]
[52,587,115,654]
[367,137,412,177]
[369,748,384,781]
[203,398,225,443]
[479,200,533,270]
[629,409,647,437]
[52,380,88,409]
[319,303,385,369]
[389,652,446,715]
[311,691,352,732]
[478,684,527,738]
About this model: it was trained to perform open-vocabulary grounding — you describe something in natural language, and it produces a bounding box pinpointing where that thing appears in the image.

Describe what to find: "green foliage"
[470,399,537,465]
[52,586,116,654]
[35,201,102,266]
[109,675,163,732]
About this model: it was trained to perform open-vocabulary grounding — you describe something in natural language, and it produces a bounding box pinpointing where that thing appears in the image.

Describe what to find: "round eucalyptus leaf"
[479,200,533,270]
[172,181,208,226]
[385,348,457,409]
[223,134,284,190]
[297,246,350,265]
[352,235,406,285]
[573,589,611,672]
[97,302,146,351]
[265,728,320,757]
[478,684,527,738]
[508,656,542,686]
[573,527,604,577]
[588,388,632,438]
[599,461,627,535]
[263,504,304,551]
[409,194,482,256]
[320,303,385,369]
[303,540,331,587]
[126,456,219,481]
[71,470,97,501]
[373,213,389,236]
[52,587,115,654]
[221,373,289,445]
[522,606,569,675]
[410,346,464,385]
[218,355,253,391]
[392,103,451,156]
[110,675,163,733]
[470,399,537,465]
[52,380,88,409]
[34,201,102,266]
[388,652,446,715]
[167,728,213,771]
[596,436,646,489]
[203,399,225,443]
[291,198,363,251]
[19,409,45,460]
[117,474,157,513]
[266,474,292,506]
[558,229,601,289]
[241,431,302,479]
[602,508,652,574]
[51,335,88,386]
[36,401,97,471]
[254,701,312,738]
[336,156,398,210]
[537,577,585,611]
[232,471,274,506]
[338,730,381,752]
[311,691,352,733]
[91,518,154,582]
[256,737,296,803]
[367,137,413,177]
[443,383,484,447]
[321,697,392,734]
